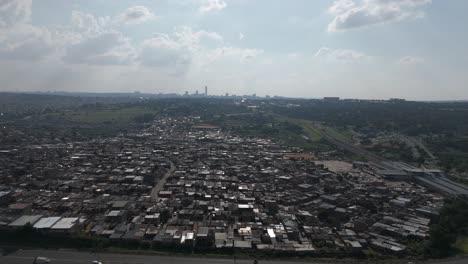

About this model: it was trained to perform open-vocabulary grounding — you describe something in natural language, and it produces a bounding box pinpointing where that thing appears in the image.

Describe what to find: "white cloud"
[71,11,112,35]
[199,0,227,13]
[327,0,432,32]
[140,26,262,74]
[0,0,63,61]
[63,11,139,66]
[0,0,31,28]
[64,7,155,66]
[116,6,156,25]
[0,2,265,93]
[140,33,191,71]
[72,6,155,32]
[206,46,264,63]
[0,25,56,61]
[398,56,424,65]
[63,31,136,65]
[314,47,370,61]
[139,27,224,75]
[172,26,224,50]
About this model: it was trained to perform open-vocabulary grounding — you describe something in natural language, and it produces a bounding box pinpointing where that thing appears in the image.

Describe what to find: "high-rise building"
[204,86,208,96]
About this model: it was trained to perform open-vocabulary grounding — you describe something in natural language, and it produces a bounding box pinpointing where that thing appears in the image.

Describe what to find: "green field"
[42,107,157,124]
[208,113,335,151]
[271,115,322,142]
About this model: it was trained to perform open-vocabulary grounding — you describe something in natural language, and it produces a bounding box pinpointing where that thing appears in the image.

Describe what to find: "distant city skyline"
[1,0,468,100]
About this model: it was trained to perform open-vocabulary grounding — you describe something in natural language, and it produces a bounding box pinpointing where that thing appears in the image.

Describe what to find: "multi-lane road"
[1,249,468,264]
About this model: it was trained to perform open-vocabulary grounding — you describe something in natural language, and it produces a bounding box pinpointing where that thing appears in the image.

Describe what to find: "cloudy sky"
[1,0,467,100]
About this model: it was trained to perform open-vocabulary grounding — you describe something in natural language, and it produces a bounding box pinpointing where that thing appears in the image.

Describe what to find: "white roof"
[51,217,78,230]
[186,232,194,240]
[267,228,276,238]
[33,217,61,229]
[107,210,122,217]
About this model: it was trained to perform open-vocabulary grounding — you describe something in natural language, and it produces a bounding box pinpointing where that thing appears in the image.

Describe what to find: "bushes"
[426,196,468,257]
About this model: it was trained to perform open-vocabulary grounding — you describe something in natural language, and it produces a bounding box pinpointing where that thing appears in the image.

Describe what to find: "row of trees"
[268,100,468,136]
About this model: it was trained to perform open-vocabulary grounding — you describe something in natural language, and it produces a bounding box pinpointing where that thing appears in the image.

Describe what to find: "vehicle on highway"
[33,256,51,264]
[92,261,103,264]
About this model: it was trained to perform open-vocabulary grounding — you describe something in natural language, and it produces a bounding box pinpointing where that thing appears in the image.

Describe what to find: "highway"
[2,249,468,264]
[315,127,384,164]
[265,112,385,164]
[2,249,311,264]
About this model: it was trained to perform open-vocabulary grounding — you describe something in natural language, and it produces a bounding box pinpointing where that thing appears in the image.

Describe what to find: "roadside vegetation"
[263,100,468,173]
[425,196,468,257]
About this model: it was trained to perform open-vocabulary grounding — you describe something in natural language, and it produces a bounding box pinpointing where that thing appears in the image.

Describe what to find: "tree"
[317,211,329,222]
[428,225,456,257]
[16,223,34,238]
[426,197,468,257]
[160,209,172,224]
[181,198,192,207]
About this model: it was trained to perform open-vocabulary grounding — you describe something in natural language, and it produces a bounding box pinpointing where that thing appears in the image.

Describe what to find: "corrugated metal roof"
[33,217,61,229]
[51,217,78,230]
[8,215,42,227]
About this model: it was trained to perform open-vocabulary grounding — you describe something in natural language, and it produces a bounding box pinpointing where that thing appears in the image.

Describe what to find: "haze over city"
[3,2,468,263]
[1,0,468,100]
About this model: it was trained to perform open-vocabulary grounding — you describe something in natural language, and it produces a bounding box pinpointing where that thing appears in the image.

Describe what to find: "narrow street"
[150,160,175,199]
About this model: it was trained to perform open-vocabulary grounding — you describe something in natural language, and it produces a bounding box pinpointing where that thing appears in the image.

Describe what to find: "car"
[92,261,103,264]
[33,256,51,264]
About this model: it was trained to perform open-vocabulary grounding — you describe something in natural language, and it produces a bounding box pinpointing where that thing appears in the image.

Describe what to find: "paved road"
[2,249,468,264]
[150,161,175,199]
[317,130,384,164]
[407,136,436,160]
[0,249,298,264]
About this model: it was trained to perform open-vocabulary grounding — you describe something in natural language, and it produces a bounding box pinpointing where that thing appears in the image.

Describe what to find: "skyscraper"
[204,86,208,96]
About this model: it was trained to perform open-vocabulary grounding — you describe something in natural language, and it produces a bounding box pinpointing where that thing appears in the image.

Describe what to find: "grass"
[319,125,353,143]
[40,107,157,124]
[27,106,159,138]
[271,115,322,142]
[301,122,323,142]
[65,107,156,124]
[454,237,468,254]
[337,127,355,140]
[208,113,338,152]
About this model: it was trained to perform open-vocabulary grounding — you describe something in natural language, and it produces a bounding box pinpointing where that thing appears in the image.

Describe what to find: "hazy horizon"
[1,0,468,100]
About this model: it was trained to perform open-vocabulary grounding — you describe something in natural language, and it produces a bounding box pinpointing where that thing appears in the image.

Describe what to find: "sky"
[0,0,467,100]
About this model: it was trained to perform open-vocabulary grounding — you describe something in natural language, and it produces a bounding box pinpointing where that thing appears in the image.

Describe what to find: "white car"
[92,261,103,264]
[33,256,51,264]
